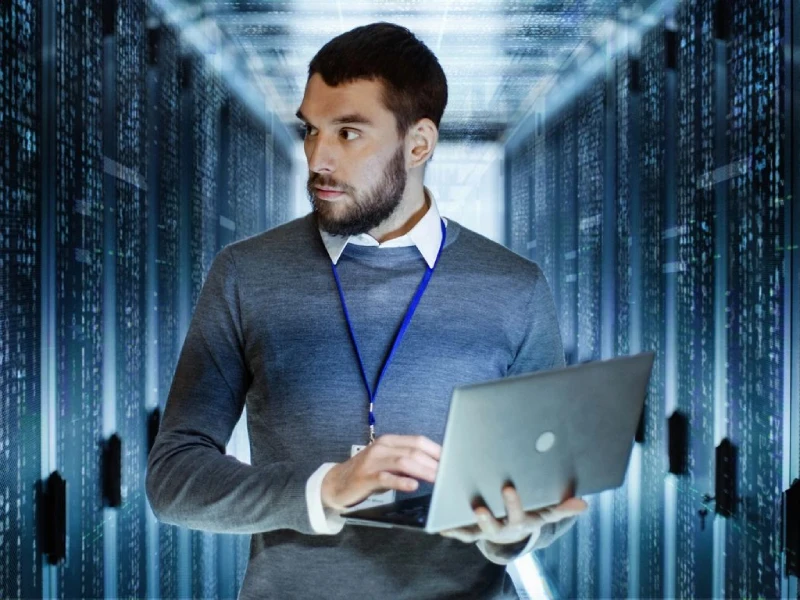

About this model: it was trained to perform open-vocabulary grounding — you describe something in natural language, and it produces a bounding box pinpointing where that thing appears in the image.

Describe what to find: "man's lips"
[315,187,345,199]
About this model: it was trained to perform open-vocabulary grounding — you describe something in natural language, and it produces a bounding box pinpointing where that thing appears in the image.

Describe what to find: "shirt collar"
[319,186,447,269]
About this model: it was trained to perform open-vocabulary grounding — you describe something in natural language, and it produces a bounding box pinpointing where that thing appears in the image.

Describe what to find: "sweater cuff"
[306,462,346,535]
[475,533,537,566]
[476,515,581,564]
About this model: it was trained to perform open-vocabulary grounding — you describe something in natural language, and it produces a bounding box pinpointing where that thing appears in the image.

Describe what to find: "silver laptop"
[342,351,654,533]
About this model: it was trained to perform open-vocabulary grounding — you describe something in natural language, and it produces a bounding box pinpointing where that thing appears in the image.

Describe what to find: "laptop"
[342,351,655,533]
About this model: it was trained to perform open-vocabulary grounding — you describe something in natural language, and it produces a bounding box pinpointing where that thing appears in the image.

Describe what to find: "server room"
[1,0,798,598]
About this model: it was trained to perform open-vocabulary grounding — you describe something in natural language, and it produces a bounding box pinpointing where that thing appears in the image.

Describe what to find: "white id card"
[346,444,396,510]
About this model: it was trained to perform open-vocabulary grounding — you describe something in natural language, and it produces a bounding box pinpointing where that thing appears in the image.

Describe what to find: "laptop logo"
[536,431,556,453]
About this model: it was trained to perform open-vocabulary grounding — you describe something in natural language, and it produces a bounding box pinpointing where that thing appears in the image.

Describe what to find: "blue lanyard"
[331,218,447,445]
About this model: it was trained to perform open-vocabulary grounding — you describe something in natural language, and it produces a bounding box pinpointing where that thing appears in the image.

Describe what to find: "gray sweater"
[145,213,576,599]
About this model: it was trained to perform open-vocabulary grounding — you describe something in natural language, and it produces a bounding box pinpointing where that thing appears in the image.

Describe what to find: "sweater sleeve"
[145,245,318,535]
[507,264,566,376]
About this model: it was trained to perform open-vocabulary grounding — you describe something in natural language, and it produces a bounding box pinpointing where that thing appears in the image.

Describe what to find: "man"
[146,22,586,599]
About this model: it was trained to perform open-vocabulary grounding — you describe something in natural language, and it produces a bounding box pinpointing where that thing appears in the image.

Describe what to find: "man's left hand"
[438,485,588,546]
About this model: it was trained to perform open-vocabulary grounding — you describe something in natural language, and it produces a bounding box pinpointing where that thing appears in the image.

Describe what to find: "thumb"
[559,497,588,512]
[533,497,588,524]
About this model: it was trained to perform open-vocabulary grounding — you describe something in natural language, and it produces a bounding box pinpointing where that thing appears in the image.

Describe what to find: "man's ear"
[407,118,438,169]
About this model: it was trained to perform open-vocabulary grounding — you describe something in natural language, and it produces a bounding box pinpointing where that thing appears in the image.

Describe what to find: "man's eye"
[304,125,316,137]
[341,130,359,141]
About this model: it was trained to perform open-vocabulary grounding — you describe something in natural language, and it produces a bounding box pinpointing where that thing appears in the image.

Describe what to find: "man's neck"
[367,186,429,244]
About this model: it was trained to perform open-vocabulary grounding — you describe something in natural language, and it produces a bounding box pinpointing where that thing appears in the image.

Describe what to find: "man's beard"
[307,143,406,237]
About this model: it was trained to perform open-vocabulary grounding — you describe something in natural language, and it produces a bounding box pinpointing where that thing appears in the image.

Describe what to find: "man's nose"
[307,135,337,173]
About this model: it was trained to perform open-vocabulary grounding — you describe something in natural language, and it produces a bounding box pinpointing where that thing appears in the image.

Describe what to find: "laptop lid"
[420,351,654,533]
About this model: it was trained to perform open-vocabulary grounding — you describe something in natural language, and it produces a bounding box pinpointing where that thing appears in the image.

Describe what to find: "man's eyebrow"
[295,109,374,127]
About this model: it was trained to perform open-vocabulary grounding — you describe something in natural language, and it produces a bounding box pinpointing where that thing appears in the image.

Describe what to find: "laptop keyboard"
[383,495,431,524]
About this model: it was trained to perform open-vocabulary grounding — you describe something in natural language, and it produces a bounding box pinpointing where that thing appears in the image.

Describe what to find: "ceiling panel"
[153,0,661,141]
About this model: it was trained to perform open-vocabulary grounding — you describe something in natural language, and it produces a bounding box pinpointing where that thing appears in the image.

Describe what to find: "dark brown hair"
[308,22,448,139]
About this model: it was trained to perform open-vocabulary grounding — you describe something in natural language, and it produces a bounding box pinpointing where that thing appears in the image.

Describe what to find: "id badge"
[346,444,396,510]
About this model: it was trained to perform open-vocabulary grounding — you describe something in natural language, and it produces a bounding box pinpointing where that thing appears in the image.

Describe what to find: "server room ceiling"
[160,0,648,142]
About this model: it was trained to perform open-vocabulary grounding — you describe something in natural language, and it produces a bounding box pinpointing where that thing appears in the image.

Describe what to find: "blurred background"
[1,0,798,598]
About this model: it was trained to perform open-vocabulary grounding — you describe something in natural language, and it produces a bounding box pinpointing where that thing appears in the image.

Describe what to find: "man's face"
[297,73,408,237]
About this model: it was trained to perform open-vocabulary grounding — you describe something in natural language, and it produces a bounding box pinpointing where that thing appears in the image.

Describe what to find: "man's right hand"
[321,434,442,512]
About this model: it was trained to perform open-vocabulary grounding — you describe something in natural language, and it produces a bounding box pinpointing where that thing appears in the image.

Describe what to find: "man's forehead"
[297,74,388,124]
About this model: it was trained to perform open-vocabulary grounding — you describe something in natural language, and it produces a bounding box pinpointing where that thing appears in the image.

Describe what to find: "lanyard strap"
[331,218,447,444]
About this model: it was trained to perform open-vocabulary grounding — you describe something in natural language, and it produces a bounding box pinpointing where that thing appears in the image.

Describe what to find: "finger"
[378,434,442,460]
[440,528,478,543]
[530,500,588,524]
[403,448,439,473]
[376,450,438,483]
[371,444,439,471]
[475,507,502,534]
[547,496,589,519]
[374,469,420,493]
[501,486,526,526]
[560,497,588,512]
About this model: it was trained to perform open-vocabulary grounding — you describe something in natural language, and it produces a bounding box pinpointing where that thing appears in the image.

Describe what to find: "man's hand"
[321,434,441,512]
[439,485,587,546]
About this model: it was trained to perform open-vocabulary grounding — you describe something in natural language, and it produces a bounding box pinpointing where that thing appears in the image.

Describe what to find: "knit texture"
[146,212,574,599]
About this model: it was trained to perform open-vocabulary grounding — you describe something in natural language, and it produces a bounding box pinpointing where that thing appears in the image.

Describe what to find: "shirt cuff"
[306,462,346,535]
